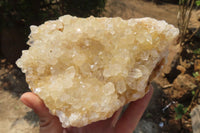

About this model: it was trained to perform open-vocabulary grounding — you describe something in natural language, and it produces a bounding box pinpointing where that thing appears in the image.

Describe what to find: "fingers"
[20,92,64,133]
[111,107,123,127]
[115,86,154,133]
[20,92,50,118]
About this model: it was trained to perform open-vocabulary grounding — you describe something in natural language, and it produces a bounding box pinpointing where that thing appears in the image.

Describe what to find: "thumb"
[20,92,63,133]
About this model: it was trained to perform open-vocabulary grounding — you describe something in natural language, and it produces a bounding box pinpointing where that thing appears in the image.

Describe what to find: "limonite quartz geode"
[16,15,179,127]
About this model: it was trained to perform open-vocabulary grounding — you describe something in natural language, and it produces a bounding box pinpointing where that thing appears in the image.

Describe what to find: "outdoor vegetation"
[0,0,106,62]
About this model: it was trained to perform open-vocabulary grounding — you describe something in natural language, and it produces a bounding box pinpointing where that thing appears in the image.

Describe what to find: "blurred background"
[0,0,200,132]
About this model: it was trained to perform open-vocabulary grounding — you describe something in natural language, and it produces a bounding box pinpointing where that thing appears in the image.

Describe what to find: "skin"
[20,86,153,133]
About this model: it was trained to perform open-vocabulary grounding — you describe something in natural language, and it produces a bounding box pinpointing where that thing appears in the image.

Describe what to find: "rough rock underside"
[16,15,179,127]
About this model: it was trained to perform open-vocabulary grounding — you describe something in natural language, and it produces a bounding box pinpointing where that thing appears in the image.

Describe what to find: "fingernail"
[20,96,32,109]
[111,115,119,127]
[111,107,123,127]
[145,84,154,95]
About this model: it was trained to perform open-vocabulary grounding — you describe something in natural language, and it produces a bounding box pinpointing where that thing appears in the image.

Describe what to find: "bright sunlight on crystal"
[16,15,179,127]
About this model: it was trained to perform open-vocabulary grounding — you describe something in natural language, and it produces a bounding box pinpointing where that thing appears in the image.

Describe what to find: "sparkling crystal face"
[16,15,179,127]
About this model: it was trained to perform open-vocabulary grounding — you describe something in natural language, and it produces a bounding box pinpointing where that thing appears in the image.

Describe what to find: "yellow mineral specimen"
[16,15,179,127]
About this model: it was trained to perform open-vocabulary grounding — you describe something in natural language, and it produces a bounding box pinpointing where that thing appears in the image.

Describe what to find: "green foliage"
[193,48,200,54]
[179,0,200,6]
[196,0,200,6]
[191,90,196,95]
[193,71,200,77]
[174,104,188,120]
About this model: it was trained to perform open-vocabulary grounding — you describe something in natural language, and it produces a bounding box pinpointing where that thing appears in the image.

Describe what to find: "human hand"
[20,86,153,133]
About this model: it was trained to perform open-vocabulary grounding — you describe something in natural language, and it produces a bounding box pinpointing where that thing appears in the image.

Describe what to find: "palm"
[20,87,153,133]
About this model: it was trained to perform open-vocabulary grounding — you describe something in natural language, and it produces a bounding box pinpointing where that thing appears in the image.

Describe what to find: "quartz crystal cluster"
[16,15,179,127]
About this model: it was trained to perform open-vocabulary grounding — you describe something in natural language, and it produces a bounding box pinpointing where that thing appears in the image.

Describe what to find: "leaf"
[192,90,196,95]
[193,72,200,77]
[193,48,200,54]
[175,114,183,120]
[184,108,188,114]
[196,0,200,6]
[174,104,188,120]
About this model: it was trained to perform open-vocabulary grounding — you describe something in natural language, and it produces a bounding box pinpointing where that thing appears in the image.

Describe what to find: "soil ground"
[0,0,199,132]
